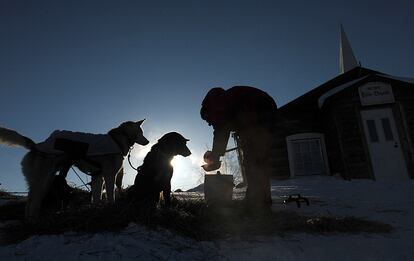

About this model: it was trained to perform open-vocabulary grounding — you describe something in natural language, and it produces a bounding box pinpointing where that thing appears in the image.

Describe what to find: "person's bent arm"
[202,126,230,171]
[212,127,230,158]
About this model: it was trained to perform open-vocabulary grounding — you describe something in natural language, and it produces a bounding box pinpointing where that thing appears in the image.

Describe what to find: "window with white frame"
[286,133,329,177]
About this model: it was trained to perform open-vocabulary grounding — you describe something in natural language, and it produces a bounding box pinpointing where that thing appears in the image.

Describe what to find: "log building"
[271,27,414,180]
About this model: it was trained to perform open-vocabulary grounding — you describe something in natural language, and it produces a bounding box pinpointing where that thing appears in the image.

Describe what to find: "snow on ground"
[1,176,414,260]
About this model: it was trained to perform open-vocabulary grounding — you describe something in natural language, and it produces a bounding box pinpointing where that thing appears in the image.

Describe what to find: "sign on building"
[358,82,395,106]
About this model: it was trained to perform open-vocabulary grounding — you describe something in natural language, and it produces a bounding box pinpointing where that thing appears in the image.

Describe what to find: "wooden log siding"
[323,90,372,179]
[270,120,290,179]
[270,106,325,178]
[322,109,345,178]
[394,103,414,178]
[323,79,414,180]
[274,95,372,180]
[393,83,414,178]
[271,73,414,180]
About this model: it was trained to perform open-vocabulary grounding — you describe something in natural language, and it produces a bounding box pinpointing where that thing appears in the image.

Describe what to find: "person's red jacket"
[201,86,277,170]
[201,86,277,129]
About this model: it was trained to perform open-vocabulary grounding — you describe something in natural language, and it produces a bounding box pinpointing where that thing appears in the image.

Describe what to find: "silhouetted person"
[201,86,277,212]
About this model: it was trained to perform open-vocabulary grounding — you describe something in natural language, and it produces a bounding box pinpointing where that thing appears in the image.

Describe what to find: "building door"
[360,108,408,180]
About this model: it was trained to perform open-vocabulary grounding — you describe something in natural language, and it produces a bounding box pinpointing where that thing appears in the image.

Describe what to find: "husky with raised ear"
[0,120,149,221]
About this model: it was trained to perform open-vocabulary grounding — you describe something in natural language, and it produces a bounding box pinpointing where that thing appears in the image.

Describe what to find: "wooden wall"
[323,89,372,179]
[391,82,414,178]
[270,77,414,180]
[270,104,323,179]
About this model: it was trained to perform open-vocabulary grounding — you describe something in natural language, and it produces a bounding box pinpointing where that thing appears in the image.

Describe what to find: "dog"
[0,120,149,221]
[130,132,191,209]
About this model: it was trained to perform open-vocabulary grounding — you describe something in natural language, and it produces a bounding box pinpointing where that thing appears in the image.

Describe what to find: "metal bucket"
[204,172,234,205]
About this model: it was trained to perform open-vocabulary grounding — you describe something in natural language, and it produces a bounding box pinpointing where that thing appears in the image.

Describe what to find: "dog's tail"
[0,126,36,150]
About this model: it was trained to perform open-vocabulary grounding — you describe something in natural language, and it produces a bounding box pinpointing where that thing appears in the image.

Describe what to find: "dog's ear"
[136,119,146,126]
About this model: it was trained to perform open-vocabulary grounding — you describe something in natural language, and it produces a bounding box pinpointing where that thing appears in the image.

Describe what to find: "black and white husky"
[0,120,149,221]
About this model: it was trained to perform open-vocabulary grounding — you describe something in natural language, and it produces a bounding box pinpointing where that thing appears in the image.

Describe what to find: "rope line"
[71,166,91,192]
[127,146,139,171]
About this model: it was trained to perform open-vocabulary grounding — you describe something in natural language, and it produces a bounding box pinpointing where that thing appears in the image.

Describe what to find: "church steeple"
[339,24,358,74]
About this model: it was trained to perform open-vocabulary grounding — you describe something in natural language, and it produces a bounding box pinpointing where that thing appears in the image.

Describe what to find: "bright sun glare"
[169,154,204,190]
[170,156,180,169]
[126,138,204,190]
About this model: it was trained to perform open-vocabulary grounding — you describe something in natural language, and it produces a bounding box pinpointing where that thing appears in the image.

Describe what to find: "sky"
[0,0,413,192]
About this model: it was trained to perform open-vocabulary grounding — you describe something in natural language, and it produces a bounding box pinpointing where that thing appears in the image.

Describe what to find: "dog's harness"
[127,146,139,171]
[33,129,138,193]
[36,131,127,185]
[36,130,123,156]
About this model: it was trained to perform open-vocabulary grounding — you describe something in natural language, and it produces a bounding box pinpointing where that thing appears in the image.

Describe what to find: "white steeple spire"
[339,24,358,74]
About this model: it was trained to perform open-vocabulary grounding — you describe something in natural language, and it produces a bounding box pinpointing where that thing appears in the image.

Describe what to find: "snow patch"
[1,176,414,260]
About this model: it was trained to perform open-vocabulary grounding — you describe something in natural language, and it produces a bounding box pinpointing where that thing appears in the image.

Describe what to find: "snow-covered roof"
[318,76,368,108]
[318,73,414,108]
[385,75,414,85]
